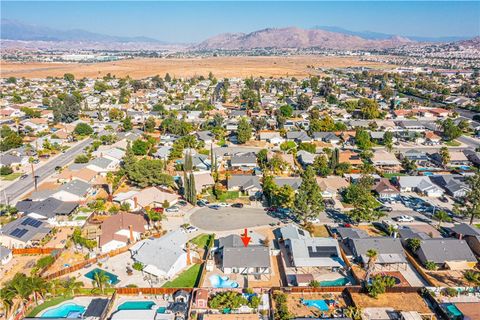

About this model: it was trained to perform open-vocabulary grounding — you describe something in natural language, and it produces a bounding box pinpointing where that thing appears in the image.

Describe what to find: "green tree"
[73,122,94,136]
[131,139,149,156]
[367,275,396,298]
[108,108,124,121]
[383,131,394,152]
[125,159,173,188]
[237,117,252,144]
[344,176,381,223]
[145,116,156,133]
[313,155,332,177]
[92,270,110,294]
[439,147,450,167]
[441,118,462,141]
[359,98,380,119]
[297,93,312,110]
[94,80,110,92]
[123,116,133,131]
[355,129,372,150]
[365,249,378,281]
[433,210,452,228]
[0,166,13,176]
[407,238,421,253]
[279,105,293,118]
[456,171,480,225]
[294,167,324,222]
[63,73,75,82]
[273,184,295,209]
[52,94,80,123]
[0,125,23,151]
[74,154,90,163]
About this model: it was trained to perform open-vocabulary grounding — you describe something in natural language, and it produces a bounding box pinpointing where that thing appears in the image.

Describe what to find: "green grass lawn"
[27,296,73,317]
[475,224,480,229]
[162,264,202,288]
[190,234,214,249]
[445,140,461,146]
[217,191,240,202]
[74,216,88,220]
[382,173,406,179]
[0,173,22,181]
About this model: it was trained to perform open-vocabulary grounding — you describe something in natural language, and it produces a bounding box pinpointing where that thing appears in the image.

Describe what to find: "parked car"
[231,203,244,208]
[395,215,414,223]
[307,217,320,224]
[209,205,221,210]
[54,166,62,171]
[439,196,449,203]
[165,206,179,213]
[197,199,209,207]
[376,206,392,212]
[20,174,28,180]
[178,200,188,206]
[218,202,229,207]
[185,226,198,233]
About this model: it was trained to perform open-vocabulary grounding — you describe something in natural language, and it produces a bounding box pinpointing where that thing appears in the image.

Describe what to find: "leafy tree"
[73,122,93,136]
[94,80,110,92]
[294,167,324,222]
[464,270,480,285]
[74,154,90,163]
[365,249,378,281]
[52,94,80,123]
[125,158,173,188]
[122,116,133,131]
[441,118,462,141]
[359,98,380,119]
[20,107,41,118]
[344,176,381,223]
[131,139,149,156]
[208,291,248,309]
[92,270,110,293]
[237,118,252,144]
[108,108,124,121]
[383,131,394,152]
[280,141,296,153]
[298,142,316,153]
[367,275,396,298]
[313,155,332,177]
[355,129,372,150]
[439,146,450,167]
[407,238,422,253]
[279,105,293,118]
[6,76,16,84]
[297,93,312,110]
[257,149,268,169]
[0,166,13,176]
[402,157,417,173]
[63,73,75,82]
[273,184,295,209]
[145,116,156,133]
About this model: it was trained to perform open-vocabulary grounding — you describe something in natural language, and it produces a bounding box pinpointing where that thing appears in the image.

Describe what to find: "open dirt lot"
[1,56,394,79]
[350,292,431,313]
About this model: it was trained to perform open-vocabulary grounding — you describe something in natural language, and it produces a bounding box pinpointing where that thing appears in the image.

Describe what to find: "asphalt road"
[0,138,93,205]
[189,207,277,231]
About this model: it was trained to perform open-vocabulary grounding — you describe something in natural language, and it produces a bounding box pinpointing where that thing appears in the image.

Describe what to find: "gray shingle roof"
[59,180,91,197]
[450,223,480,237]
[228,175,261,190]
[418,239,477,264]
[16,198,78,218]
[219,234,271,269]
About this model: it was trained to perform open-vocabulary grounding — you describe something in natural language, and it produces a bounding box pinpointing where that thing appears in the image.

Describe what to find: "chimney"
[129,225,134,243]
[133,197,138,209]
[186,243,191,265]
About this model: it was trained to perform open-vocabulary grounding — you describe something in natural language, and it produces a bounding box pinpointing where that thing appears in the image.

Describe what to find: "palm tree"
[0,287,15,315]
[27,276,49,304]
[344,306,362,320]
[365,249,378,282]
[433,210,452,228]
[63,278,83,296]
[92,271,110,294]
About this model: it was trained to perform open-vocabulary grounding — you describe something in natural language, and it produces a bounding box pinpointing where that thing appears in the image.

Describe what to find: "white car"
[185,226,198,233]
[307,217,320,224]
[395,215,414,223]
[218,202,229,207]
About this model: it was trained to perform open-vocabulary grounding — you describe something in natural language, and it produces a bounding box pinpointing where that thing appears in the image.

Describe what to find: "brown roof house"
[316,176,350,198]
[371,150,402,173]
[113,187,179,211]
[374,178,400,200]
[99,213,148,253]
[339,150,363,167]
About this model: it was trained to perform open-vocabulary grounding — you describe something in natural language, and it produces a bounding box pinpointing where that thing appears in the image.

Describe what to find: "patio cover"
[445,260,471,270]
[143,264,165,278]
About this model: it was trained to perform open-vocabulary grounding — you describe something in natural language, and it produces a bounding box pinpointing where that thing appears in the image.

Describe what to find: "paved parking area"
[189,207,277,231]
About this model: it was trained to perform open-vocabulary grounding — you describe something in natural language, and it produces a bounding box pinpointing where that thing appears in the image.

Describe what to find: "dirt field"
[350,292,431,313]
[0,56,394,79]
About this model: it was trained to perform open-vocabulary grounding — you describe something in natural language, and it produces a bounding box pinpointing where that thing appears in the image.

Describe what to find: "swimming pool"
[84,268,120,285]
[209,275,239,288]
[41,302,85,318]
[320,277,349,286]
[117,301,156,310]
[442,303,463,319]
[302,299,329,311]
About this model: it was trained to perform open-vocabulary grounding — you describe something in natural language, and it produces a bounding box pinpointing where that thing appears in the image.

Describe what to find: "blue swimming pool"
[320,277,350,286]
[117,301,156,310]
[41,302,85,318]
[84,268,120,285]
[302,299,329,311]
[209,275,239,288]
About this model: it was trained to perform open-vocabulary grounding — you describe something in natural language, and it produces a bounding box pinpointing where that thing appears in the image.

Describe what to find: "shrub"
[132,262,144,271]
[424,261,438,271]
[74,154,90,163]
[0,166,13,176]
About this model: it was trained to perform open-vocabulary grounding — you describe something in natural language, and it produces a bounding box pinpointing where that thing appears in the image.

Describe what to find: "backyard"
[162,263,202,288]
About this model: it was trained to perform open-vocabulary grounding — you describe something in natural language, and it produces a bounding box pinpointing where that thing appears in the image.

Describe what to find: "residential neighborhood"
[1,26,480,320]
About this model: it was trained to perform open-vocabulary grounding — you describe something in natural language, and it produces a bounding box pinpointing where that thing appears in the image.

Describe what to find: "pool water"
[41,302,85,318]
[209,275,239,288]
[117,301,156,310]
[444,303,463,318]
[320,277,349,286]
[157,307,167,313]
[84,268,120,285]
[303,299,329,311]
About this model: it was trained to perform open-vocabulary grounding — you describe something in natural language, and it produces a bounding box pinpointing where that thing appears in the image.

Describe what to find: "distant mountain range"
[313,26,472,43]
[193,27,414,50]
[1,19,478,51]
[1,19,165,43]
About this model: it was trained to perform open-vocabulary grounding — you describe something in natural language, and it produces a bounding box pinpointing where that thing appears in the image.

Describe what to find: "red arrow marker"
[241,228,251,247]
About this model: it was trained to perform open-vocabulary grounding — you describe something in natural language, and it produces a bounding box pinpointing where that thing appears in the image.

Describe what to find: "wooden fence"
[405,250,438,287]
[116,287,193,295]
[43,245,132,280]
[12,247,58,255]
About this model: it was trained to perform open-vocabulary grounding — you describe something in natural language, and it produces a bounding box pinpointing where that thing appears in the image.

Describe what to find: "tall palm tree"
[365,249,378,282]
[27,276,49,304]
[63,278,83,296]
[92,271,110,294]
[433,210,452,228]
[0,288,15,315]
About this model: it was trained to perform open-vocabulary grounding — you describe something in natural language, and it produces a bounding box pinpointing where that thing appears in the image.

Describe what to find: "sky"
[2,1,479,43]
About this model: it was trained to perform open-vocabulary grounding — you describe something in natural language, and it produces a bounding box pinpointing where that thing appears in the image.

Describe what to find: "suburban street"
[0,138,93,205]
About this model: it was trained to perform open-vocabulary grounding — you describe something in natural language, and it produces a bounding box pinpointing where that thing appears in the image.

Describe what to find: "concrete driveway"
[189,206,277,231]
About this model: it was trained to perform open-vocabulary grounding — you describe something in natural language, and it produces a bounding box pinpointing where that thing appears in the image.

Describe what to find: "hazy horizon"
[1,1,479,43]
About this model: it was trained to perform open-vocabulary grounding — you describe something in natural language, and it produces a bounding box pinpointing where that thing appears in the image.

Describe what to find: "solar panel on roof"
[10,228,28,238]
[31,220,42,228]
[21,217,34,226]
[307,246,338,258]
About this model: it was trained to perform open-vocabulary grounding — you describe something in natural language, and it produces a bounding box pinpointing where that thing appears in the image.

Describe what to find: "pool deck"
[64,251,163,288]
[39,297,93,317]
[107,295,171,319]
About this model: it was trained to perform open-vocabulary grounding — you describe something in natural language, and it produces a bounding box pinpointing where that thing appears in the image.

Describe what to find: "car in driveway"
[376,206,393,212]
[231,203,244,208]
[307,217,320,224]
[218,202,229,207]
[395,215,414,223]
[165,206,180,213]
[184,226,198,233]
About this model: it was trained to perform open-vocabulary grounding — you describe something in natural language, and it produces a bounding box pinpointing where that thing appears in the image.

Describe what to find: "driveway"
[189,206,277,231]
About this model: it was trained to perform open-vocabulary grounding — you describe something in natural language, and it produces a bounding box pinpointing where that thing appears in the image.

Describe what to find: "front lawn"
[162,264,202,288]
[27,296,72,317]
[382,173,406,179]
[217,191,240,202]
[0,173,22,181]
[190,234,214,249]
[311,225,330,237]
[445,140,461,146]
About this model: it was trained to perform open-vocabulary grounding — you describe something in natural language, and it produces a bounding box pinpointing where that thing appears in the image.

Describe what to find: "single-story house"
[99,213,148,253]
[227,175,262,196]
[416,239,477,270]
[374,179,400,199]
[0,246,13,265]
[316,176,349,198]
[114,187,178,211]
[345,237,407,271]
[450,223,480,256]
[15,197,78,221]
[0,216,52,248]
